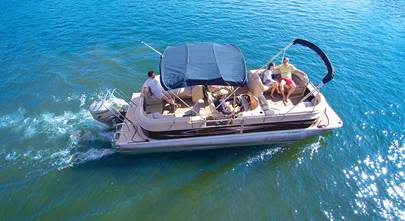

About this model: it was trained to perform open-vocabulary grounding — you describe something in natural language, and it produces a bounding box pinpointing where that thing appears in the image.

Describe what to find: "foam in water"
[245,147,283,167]
[0,108,26,129]
[0,108,99,139]
[5,152,18,161]
[1,92,114,171]
[67,148,115,166]
[296,136,324,165]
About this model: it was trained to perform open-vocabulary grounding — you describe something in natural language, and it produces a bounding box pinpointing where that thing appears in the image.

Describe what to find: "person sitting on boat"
[276,57,306,103]
[141,70,175,105]
[214,94,241,115]
[219,95,232,114]
[262,62,278,98]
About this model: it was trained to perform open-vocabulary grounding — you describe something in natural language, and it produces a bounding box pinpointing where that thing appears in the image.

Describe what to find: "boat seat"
[142,87,194,114]
[205,92,222,118]
[207,85,233,97]
[141,86,161,103]
[191,85,204,103]
[143,98,163,114]
[170,87,192,99]
[247,70,265,97]
[141,89,164,114]
[248,69,308,97]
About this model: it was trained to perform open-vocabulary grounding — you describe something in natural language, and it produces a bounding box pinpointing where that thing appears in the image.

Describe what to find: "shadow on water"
[74,127,113,148]
[62,127,115,168]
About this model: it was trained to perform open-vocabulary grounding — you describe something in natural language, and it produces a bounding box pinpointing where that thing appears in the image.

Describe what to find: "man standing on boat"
[276,57,306,103]
[141,70,175,105]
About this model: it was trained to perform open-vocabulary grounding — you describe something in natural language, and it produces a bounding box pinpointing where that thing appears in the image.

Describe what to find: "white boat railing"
[113,123,128,143]
[109,88,137,108]
[102,88,142,143]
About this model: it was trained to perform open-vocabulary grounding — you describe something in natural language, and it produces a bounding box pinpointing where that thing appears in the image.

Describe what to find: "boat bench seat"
[143,96,163,114]
[248,70,308,97]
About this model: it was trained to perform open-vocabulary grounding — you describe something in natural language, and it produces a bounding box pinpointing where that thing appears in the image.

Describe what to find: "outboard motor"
[89,97,129,128]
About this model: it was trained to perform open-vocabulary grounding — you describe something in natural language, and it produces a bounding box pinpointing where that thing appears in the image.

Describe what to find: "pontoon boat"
[89,39,343,154]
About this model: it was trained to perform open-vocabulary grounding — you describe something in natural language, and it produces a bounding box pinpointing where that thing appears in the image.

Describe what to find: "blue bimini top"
[159,43,248,90]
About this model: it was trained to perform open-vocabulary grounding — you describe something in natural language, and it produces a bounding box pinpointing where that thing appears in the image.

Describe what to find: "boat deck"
[157,90,304,117]
[115,96,146,144]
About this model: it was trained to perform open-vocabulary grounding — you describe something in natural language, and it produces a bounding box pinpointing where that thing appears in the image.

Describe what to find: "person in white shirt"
[262,62,278,98]
[141,70,174,105]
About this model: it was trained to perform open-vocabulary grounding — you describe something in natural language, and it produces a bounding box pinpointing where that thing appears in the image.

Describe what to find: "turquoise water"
[1,0,404,220]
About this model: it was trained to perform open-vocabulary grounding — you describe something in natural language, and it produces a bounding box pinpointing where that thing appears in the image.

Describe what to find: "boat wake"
[296,136,324,165]
[64,148,116,168]
[0,92,116,173]
[245,147,284,167]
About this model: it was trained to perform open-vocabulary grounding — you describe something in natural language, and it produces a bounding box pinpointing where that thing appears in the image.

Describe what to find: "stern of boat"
[111,92,150,149]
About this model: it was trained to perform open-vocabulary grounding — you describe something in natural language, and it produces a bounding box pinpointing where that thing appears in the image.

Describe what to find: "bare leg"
[162,94,174,105]
[279,81,286,103]
[280,86,286,103]
[270,82,276,98]
[286,84,296,101]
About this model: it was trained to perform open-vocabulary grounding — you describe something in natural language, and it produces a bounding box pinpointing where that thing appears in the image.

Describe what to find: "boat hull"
[140,119,316,140]
[115,126,333,154]
[113,91,342,154]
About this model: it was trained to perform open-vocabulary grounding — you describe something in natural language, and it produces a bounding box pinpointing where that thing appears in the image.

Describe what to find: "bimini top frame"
[291,39,335,85]
[274,39,336,116]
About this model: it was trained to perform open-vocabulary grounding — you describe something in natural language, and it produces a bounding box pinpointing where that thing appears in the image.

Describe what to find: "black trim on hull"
[141,119,315,139]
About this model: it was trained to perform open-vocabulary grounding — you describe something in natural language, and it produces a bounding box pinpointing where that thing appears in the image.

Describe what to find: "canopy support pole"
[268,41,294,66]
[215,87,240,110]
[167,91,204,119]
[252,41,295,76]
[281,49,286,63]
[141,41,163,56]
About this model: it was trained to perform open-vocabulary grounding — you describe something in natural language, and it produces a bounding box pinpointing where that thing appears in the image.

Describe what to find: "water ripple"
[1,0,405,220]
[343,140,405,220]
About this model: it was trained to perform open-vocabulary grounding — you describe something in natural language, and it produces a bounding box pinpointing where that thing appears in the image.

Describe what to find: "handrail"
[102,101,134,126]
[113,123,128,143]
[111,88,137,108]
[215,87,239,110]
[102,88,141,143]
[168,90,202,118]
